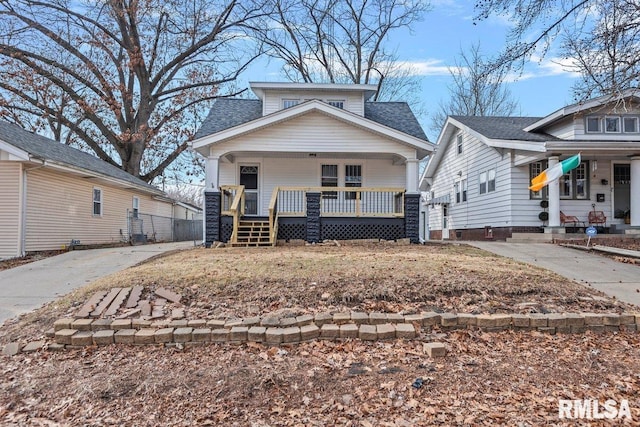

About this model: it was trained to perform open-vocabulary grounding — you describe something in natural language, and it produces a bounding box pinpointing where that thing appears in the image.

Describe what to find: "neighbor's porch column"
[204,156,221,247]
[630,156,640,227]
[547,156,561,228]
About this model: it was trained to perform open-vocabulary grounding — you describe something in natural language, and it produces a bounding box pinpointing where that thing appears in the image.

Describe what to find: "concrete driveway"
[0,242,196,325]
[467,241,640,307]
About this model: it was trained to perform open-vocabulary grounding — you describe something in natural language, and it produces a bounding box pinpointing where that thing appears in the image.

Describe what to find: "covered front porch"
[213,184,417,246]
[537,155,640,235]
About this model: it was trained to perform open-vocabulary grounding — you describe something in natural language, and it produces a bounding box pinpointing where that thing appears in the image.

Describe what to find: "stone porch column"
[547,156,561,228]
[204,156,221,247]
[404,193,420,244]
[630,156,640,227]
[306,192,321,243]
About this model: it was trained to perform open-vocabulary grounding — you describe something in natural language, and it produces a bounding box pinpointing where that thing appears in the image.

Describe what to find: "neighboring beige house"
[190,82,433,247]
[0,120,173,259]
[421,91,640,240]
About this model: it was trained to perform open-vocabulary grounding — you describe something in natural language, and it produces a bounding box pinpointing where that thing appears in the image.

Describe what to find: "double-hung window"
[345,165,362,200]
[93,188,103,216]
[321,164,338,199]
[454,179,467,203]
[560,161,589,199]
[479,169,496,195]
[529,161,548,199]
[456,134,463,155]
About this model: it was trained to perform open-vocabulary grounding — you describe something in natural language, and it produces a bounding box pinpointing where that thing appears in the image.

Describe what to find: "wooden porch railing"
[220,185,245,243]
[269,187,405,218]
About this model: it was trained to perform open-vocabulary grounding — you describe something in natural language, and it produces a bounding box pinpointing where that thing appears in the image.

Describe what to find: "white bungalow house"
[0,120,175,259]
[190,82,434,246]
[420,91,640,240]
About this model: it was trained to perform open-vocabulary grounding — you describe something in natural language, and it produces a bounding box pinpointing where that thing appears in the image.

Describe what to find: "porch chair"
[560,211,584,228]
[588,210,607,227]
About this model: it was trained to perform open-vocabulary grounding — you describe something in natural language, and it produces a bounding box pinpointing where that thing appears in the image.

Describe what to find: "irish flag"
[529,154,581,192]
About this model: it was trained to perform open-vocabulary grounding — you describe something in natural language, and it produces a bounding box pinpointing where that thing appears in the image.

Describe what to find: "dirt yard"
[1,243,639,425]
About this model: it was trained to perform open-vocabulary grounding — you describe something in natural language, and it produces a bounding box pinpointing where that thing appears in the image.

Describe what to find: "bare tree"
[0,0,270,182]
[430,43,518,136]
[474,0,640,100]
[255,0,430,102]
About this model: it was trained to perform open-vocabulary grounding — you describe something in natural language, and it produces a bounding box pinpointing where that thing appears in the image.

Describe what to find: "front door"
[613,163,630,221]
[441,204,449,240]
[240,165,259,215]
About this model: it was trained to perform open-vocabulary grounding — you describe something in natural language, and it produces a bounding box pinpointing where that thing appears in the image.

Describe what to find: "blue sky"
[239,0,581,141]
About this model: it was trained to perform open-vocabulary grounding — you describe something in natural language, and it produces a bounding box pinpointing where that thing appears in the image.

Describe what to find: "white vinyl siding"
[23,168,170,252]
[262,91,366,116]
[0,163,22,259]
[428,131,512,232]
[210,112,417,160]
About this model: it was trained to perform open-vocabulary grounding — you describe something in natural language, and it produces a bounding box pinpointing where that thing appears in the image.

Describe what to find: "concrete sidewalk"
[0,242,196,325]
[466,241,640,307]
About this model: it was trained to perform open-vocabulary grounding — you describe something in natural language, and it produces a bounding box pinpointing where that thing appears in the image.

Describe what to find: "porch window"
[345,164,362,200]
[529,161,548,199]
[560,161,589,200]
[93,187,103,216]
[282,99,300,109]
[321,164,338,199]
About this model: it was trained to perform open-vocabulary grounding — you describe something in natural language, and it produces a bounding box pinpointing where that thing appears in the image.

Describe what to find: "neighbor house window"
[529,161,548,199]
[454,179,467,203]
[587,114,640,133]
[624,117,638,133]
[605,116,620,133]
[560,161,589,200]
[327,100,345,109]
[345,164,362,200]
[321,164,338,199]
[479,169,496,195]
[479,172,487,194]
[487,169,496,192]
[456,134,463,155]
[93,188,102,216]
[132,196,139,218]
[586,116,601,133]
[282,99,300,109]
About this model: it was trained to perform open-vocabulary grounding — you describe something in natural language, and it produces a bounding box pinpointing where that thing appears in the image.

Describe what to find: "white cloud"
[388,59,452,76]
[506,56,581,82]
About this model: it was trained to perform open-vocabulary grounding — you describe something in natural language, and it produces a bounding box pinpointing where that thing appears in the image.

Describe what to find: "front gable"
[192,100,433,160]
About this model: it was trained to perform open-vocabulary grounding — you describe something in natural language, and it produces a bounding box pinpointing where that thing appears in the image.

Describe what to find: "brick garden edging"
[2,310,637,356]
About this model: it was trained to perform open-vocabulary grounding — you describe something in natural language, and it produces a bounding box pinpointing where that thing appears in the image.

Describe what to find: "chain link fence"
[128,212,202,244]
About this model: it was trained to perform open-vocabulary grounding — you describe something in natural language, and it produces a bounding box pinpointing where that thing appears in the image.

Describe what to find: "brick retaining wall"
[3,311,635,355]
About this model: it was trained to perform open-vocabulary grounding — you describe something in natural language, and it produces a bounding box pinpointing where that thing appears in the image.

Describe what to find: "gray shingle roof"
[0,120,161,193]
[194,98,429,141]
[450,115,556,142]
[364,102,428,140]
[194,99,263,139]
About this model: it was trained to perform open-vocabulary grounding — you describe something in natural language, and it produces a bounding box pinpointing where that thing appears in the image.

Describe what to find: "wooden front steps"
[231,219,273,247]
